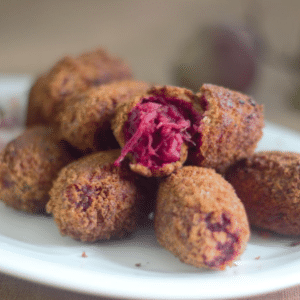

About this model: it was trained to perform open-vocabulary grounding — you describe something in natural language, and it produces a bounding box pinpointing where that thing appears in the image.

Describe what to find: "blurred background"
[1,0,300,132]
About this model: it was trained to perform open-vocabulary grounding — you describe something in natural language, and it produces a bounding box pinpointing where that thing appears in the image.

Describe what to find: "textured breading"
[46,150,142,242]
[58,80,150,153]
[155,166,250,270]
[0,126,73,213]
[226,151,300,235]
[26,48,133,127]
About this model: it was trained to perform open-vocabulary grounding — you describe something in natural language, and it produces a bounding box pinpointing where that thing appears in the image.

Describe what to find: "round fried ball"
[26,48,133,127]
[155,166,250,270]
[58,80,150,154]
[0,126,73,213]
[46,149,142,242]
[226,151,300,235]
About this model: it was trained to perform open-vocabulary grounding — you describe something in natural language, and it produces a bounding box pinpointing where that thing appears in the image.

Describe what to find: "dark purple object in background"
[175,24,263,93]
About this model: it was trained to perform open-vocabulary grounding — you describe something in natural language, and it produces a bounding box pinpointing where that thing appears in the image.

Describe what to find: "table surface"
[1,1,300,299]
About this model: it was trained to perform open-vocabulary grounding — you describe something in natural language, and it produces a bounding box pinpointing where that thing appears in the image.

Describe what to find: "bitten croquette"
[112,84,264,177]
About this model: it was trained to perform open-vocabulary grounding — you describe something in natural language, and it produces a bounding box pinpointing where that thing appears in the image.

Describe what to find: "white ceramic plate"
[1,77,300,300]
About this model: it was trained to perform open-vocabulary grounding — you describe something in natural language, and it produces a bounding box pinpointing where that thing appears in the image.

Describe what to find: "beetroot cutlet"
[226,151,300,235]
[46,149,142,242]
[26,48,133,127]
[155,166,250,270]
[112,84,264,177]
[58,80,150,154]
[0,126,73,213]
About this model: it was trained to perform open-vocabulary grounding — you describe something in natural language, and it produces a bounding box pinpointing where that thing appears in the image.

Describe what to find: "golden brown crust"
[26,48,133,127]
[226,151,300,235]
[58,80,150,153]
[46,150,141,242]
[128,145,188,177]
[111,85,196,177]
[154,166,250,270]
[0,126,73,213]
[189,84,264,173]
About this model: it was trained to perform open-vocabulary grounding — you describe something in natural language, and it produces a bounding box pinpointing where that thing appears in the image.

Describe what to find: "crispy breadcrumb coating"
[0,126,73,213]
[26,48,133,126]
[226,151,300,235]
[155,166,250,270]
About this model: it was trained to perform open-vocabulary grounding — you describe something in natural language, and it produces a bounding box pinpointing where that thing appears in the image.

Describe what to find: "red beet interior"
[203,213,239,268]
[114,95,203,170]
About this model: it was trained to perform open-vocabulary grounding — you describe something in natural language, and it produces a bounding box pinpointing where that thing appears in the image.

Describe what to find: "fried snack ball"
[112,84,264,177]
[26,48,133,127]
[226,151,300,235]
[188,83,264,173]
[0,126,73,213]
[46,149,142,242]
[155,166,250,270]
[112,85,201,177]
[58,80,150,154]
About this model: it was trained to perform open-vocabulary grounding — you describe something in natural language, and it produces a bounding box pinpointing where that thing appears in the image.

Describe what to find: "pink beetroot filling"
[203,213,239,268]
[114,96,202,170]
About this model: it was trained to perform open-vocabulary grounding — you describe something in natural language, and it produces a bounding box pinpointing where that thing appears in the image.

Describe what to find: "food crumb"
[255,256,261,260]
[81,251,88,258]
[135,263,141,267]
[148,212,154,220]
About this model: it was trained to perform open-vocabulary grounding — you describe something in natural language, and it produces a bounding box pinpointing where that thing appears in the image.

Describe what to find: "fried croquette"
[26,48,133,127]
[0,126,73,213]
[58,80,150,154]
[226,151,300,235]
[155,166,250,270]
[46,149,142,242]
